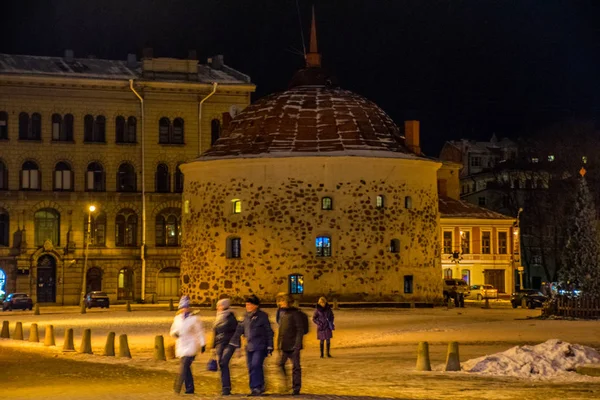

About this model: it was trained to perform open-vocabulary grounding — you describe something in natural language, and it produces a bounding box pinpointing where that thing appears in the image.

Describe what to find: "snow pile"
[463,339,600,379]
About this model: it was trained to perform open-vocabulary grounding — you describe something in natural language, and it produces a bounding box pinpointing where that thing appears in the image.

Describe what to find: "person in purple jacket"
[312,296,334,358]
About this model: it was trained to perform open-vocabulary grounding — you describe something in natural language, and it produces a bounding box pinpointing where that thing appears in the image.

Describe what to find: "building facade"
[0,50,254,304]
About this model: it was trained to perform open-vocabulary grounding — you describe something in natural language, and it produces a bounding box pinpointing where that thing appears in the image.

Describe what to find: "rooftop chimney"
[143,47,154,59]
[126,53,137,68]
[64,49,74,63]
[404,120,421,155]
[188,50,197,60]
[211,55,224,70]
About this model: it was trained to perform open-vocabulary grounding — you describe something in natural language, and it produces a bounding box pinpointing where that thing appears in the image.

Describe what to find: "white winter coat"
[170,312,206,357]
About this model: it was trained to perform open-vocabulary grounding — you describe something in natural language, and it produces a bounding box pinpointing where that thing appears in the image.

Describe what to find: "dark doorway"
[86,267,102,293]
[37,255,56,303]
[484,269,506,293]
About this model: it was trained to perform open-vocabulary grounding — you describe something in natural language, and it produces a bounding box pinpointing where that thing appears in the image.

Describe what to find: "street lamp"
[80,205,96,306]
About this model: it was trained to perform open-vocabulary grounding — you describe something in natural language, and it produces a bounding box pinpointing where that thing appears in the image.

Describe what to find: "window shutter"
[87,171,94,190]
[63,170,71,190]
[22,170,30,189]
[31,170,39,189]
[55,170,62,189]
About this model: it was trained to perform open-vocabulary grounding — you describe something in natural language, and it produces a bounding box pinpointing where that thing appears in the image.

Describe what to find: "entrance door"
[86,267,102,293]
[117,268,134,300]
[37,255,56,303]
[157,267,180,300]
[484,270,505,293]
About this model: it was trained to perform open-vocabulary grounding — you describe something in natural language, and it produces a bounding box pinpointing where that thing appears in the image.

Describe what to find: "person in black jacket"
[212,298,238,396]
[276,293,304,396]
[229,294,274,396]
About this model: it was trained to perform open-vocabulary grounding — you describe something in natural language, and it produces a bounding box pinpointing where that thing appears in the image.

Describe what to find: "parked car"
[510,289,547,309]
[2,293,34,311]
[443,278,471,301]
[84,291,110,309]
[468,284,498,300]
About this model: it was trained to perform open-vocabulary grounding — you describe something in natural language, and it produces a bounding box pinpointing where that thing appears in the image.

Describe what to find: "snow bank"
[463,339,600,380]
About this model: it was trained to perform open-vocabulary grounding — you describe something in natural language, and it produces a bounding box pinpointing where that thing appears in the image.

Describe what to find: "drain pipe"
[129,79,147,302]
[198,82,218,157]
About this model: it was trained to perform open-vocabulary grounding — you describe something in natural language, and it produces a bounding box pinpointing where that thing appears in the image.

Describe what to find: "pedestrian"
[276,293,305,396]
[212,298,238,396]
[170,295,206,395]
[312,296,334,358]
[229,294,274,396]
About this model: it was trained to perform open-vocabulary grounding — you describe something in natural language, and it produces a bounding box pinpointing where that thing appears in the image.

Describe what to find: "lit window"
[461,231,470,254]
[316,236,331,257]
[376,195,385,209]
[461,269,470,284]
[498,232,508,254]
[54,162,72,191]
[582,156,588,164]
[404,275,413,294]
[548,155,555,162]
[531,157,539,163]
[321,197,332,210]
[443,231,452,254]
[232,199,242,214]
[289,274,304,294]
[481,231,491,254]
[443,268,452,278]
[155,208,181,247]
[21,161,40,190]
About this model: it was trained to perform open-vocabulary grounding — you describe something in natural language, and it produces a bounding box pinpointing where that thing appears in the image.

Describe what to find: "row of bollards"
[416,341,461,372]
[1,320,168,361]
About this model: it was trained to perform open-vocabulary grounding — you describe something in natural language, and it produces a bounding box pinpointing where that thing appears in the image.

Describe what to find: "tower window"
[289,274,304,294]
[316,236,331,257]
[232,199,242,214]
[321,197,333,210]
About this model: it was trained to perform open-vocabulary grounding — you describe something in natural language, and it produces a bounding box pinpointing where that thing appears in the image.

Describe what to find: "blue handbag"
[207,358,218,372]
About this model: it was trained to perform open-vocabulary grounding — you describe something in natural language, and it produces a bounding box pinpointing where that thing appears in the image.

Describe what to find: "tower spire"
[305,5,321,68]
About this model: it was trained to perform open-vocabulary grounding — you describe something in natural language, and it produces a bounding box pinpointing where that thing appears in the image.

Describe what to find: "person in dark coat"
[212,298,238,396]
[276,293,304,396]
[312,296,334,358]
[229,294,274,396]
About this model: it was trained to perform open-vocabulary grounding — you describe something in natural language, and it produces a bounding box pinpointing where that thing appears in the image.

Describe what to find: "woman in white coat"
[170,295,206,394]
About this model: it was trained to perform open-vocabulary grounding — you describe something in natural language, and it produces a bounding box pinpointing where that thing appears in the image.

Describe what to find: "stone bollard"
[154,335,166,361]
[34,303,40,315]
[126,301,132,312]
[29,323,39,342]
[80,302,87,314]
[118,334,131,358]
[1,321,9,338]
[79,328,93,354]
[44,325,56,346]
[444,341,461,371]
[483,298,490,309]
[333,298,339,310]
[63,328,75,351]
[14,322,24,340]
[104,332,115,356]
[169,298,174,312]
[415,341,432,371]
[166,343,176,359]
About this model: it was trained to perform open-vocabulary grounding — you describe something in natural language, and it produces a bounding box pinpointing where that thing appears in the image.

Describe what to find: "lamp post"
[80,205,96,306]
[514,207,524,290]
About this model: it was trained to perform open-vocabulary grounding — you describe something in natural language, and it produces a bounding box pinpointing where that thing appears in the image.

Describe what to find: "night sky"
[2,0,600,155]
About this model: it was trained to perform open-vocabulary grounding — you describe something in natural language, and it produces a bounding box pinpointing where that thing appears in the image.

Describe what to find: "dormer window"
[321,197,333,210]
[232,199,242,214]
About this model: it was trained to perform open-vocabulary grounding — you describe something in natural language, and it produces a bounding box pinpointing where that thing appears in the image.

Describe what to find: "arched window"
[175,164,184,193]
[404,196,412,209]
[21,161,40,190]
[19,112,29,139]
[390,238,400,253]
[51,114,62,140]
[117,163,136,192]
[84,115,94,141]
[31,113,41,140]
[211,119,221,145]
[321,197,333,210]
[444,268,453,278]
[0,111,7,139]
[117,267,133,300]
[84,211,106,246]
[86,267,102,293]
[376,195,385,209]
[0,210,8,246]
[126,116,137,143]
[86,162,105,191]
[155,207,181,247]
[316,236,331,257]
[115,116,126,143]
[54,162,73,191]
[84,114,105,142]
[159,117,170,143]
[289,274,304,294]
[0,160,7,190]
[63,114,74,141]
[226,237,241,259]
[155,163,170,193]
[172,118,184,144]
[115,209,137,247]
[34,208,60,246]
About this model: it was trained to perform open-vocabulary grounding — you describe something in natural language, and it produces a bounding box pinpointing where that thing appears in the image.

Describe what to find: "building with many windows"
[0,49,254,304]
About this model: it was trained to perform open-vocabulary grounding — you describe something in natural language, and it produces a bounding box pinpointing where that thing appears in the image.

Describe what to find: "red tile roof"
[439,196,514,220]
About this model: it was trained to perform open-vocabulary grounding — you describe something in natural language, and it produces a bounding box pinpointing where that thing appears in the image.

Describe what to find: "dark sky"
[2,0,600,155]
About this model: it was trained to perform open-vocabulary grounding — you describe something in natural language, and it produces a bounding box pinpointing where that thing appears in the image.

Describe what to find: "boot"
[326,341,332,358]
[320,341,324,358]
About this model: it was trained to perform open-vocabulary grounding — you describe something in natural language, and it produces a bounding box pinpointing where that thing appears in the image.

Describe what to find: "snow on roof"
[439,196,513,220]
[0,53,250,84]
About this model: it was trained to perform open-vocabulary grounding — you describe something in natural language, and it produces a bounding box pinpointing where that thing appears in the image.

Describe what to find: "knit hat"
[178,295,190,309]
[245,294,260,306]
[217,298,231,309]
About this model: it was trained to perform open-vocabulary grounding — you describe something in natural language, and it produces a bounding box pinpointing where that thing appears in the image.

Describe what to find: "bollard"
[483,298,490,309]
[126,301,132,312]
[169,298,174,312]
[34,303,40,315]
[154,335,166,361]
[1,321,9,338]
[521,298,528,309]
[14,322,24,340]
[415,341,432,371]
[44,325,56,346]
[444,341,461,371]
[104,332,115,356]
[29,323,39,342]
[63,328,75,351]
[118,334,131,358]
[333,298,339,310]
[166,343,176,359]
[80,302,87,314]
[79,328,93,354]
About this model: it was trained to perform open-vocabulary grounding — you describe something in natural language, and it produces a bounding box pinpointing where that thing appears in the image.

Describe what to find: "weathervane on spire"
[305,5,322,68]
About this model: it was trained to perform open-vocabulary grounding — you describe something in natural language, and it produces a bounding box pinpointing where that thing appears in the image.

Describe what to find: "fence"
[545,295,600,319]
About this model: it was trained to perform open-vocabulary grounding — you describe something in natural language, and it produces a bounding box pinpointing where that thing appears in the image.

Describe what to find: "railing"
[544,295,600,319]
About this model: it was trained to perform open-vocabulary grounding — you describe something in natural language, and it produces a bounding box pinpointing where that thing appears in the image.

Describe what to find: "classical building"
[0,49,254,304]
[180,18,443,304]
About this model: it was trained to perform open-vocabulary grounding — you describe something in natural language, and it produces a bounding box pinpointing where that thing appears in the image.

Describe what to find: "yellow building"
[0,49,254,304]
[438,162,518,294]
